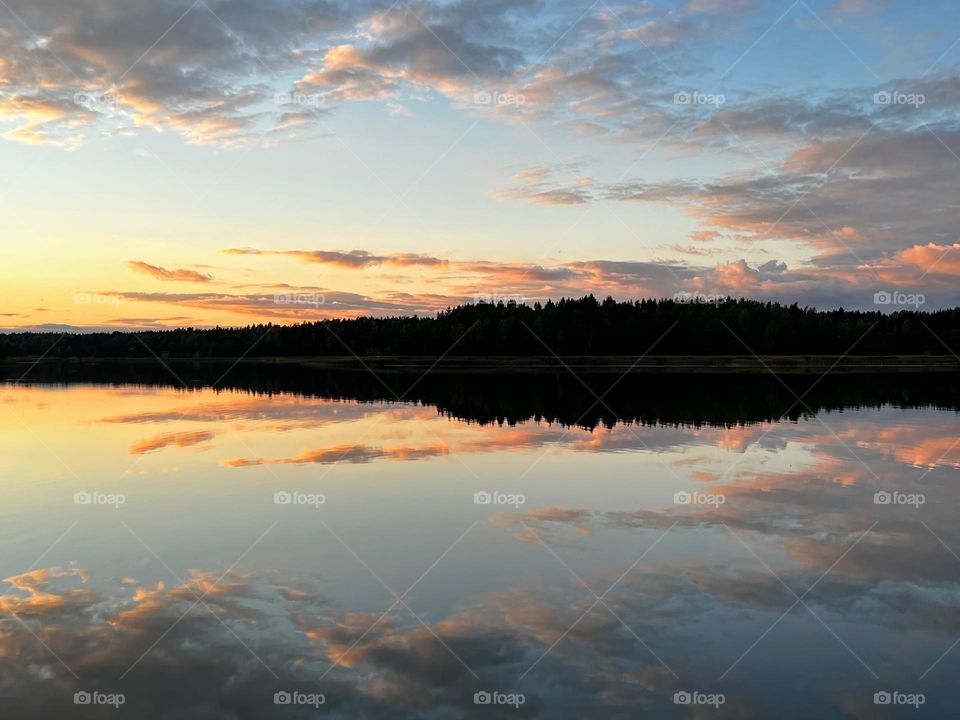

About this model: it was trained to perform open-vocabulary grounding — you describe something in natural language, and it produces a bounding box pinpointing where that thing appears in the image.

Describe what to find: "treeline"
[2,297,959,358]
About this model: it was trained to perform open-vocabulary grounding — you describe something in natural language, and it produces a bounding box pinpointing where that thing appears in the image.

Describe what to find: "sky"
[1,0,959,330]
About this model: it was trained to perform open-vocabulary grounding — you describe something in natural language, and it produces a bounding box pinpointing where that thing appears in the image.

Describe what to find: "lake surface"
[1,366,959,718]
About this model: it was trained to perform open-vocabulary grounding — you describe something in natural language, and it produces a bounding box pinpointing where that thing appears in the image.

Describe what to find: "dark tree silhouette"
[1,296,958,358]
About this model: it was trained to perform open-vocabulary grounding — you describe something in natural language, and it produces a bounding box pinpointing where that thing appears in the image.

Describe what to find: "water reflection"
[7,359,960,427]
[0,372,958,717]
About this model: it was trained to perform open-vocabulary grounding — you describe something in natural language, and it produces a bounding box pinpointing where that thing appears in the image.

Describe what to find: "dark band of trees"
[2,296,959,358]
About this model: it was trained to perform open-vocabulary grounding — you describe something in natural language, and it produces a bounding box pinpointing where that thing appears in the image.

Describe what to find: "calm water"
[1,368,959,718]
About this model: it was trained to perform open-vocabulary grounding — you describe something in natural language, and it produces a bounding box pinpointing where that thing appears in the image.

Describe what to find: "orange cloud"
[851,426,960,468]
[690,229,721,242]
[223,248,446,269]
[888,243,960,276]
[0,566,92,617]
[128,261,213,283]
[222,442,448,467]
[129,430,215,455]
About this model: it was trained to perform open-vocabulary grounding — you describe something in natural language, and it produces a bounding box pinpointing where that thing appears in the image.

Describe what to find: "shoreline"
[3,355,960,374]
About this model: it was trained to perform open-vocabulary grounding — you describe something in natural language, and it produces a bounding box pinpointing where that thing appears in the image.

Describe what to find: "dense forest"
[2,296,959,358]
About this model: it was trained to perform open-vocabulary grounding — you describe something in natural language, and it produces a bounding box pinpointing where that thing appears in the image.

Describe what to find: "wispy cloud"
[129,261,213,283]
[129,430,215,455]
[223,442,448,467]
[223,248,447,268]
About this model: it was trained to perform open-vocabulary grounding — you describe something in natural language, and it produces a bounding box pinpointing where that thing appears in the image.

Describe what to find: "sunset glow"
[3,0,959,330]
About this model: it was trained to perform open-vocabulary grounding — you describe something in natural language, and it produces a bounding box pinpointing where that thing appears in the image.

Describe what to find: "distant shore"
[4,355,960,374]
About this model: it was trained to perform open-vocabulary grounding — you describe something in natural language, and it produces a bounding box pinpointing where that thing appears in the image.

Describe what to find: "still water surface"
[1,369,958,718]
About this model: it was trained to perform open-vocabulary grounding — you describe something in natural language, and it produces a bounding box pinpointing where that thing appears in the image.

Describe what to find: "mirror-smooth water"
[1,370,958,718]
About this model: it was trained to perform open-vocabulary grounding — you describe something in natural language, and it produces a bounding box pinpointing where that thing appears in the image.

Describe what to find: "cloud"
[128,261,213,283]
[7,0,958,317]
[78,237,960,325]
[489,120,960,308]
[496,162,595,205]
[4,401,960,716]
[0,562,688,718]
[129,430,215,454]
[222,442,448,467]
[0,0,352,146]
[293,2,534,103]
[99,395,384,427]
[0,0,762,147]
[0,565,93,616]
[832,0,892,15]
[95,289,441,321]
[223,247,447,268]
[874,243,960,278]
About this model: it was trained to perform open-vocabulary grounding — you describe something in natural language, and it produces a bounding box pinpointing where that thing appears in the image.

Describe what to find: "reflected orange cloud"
[1,566,92,617]
[222,442,448,467]
[491,507,594,543]
[99,394,389,427]
[129,430,215,455]
[711,425,770,452]
[851,425,960,468]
